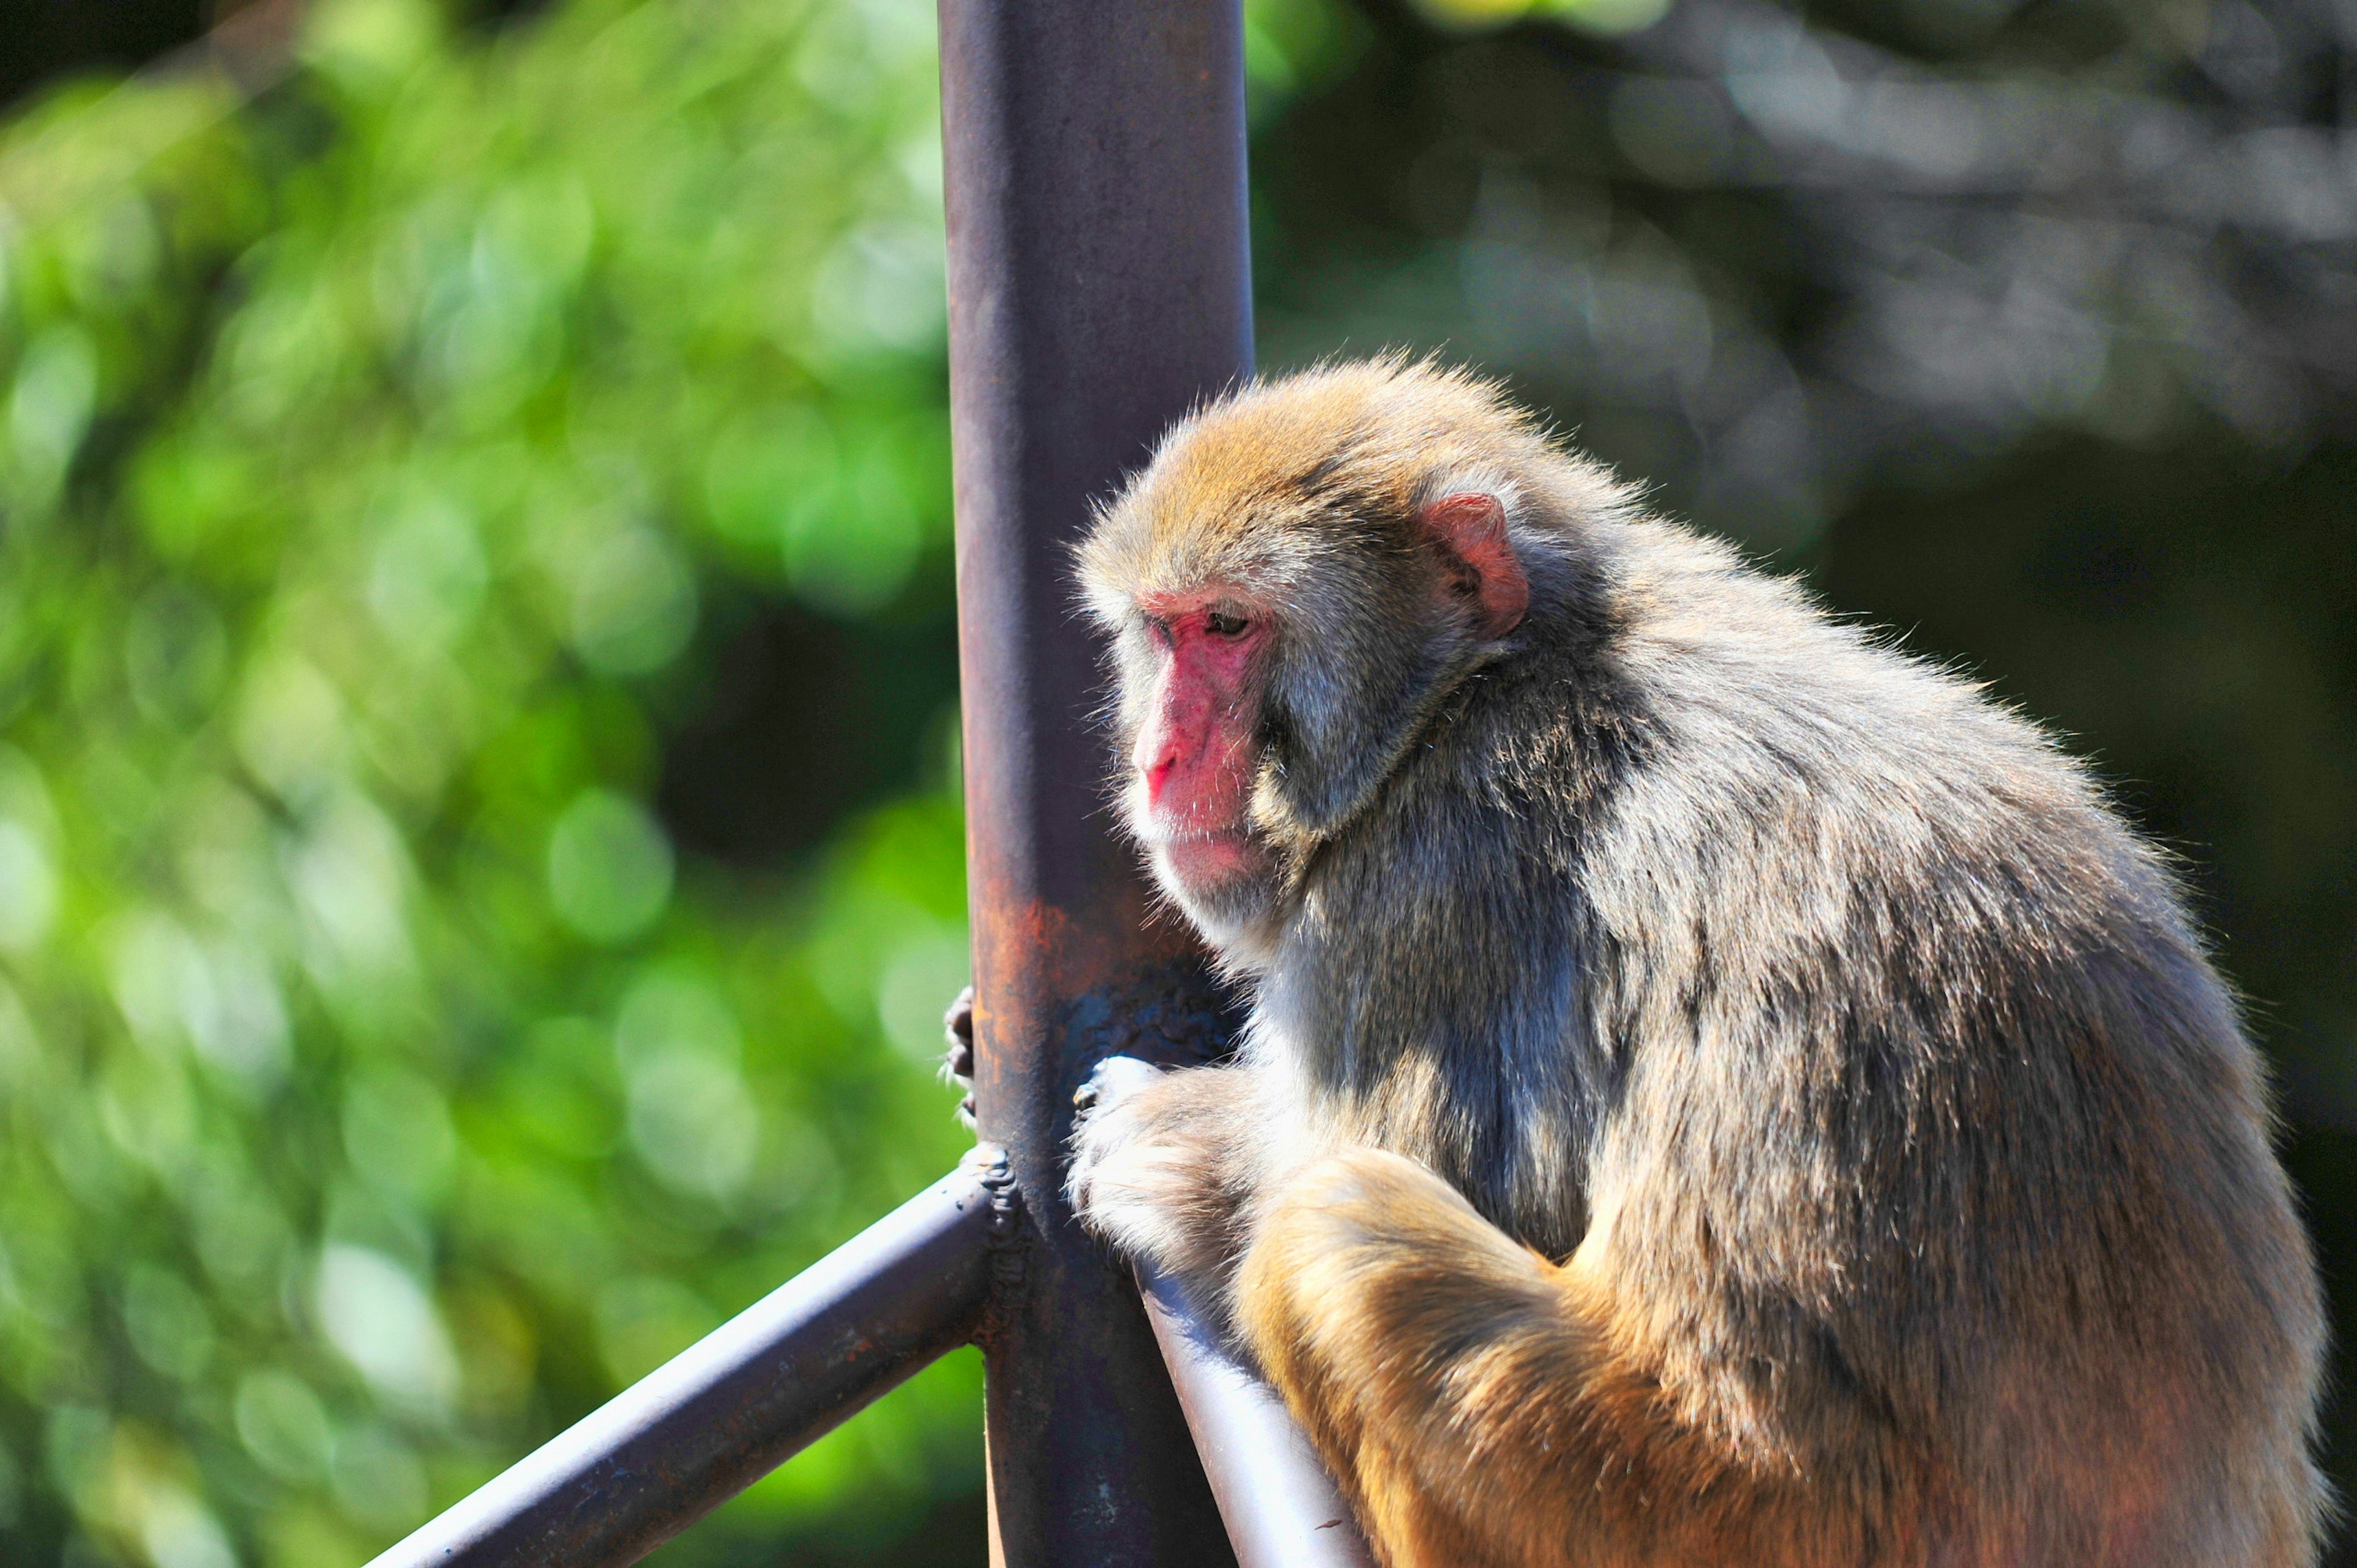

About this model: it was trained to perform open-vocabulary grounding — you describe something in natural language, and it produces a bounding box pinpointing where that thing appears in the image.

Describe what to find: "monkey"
[1059,357,2327,1567]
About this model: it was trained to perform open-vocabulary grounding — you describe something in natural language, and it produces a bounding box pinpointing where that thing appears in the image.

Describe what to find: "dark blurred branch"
[207,0,308,93]
[1266,0,2357,535]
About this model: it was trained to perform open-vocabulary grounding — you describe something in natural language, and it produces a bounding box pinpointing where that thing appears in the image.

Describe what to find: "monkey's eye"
[1203,611,1250,638]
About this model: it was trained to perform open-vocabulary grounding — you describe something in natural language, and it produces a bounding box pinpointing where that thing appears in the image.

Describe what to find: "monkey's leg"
[1236,1149,1822,1568]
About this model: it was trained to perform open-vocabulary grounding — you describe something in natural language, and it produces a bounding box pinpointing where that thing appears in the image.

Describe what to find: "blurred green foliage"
[0,0,993,1562]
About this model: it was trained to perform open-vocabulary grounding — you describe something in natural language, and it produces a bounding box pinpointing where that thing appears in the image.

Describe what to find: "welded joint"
[967,1141,1026,1346]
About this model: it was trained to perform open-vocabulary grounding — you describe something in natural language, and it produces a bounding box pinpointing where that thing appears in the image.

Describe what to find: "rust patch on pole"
[936,0,1253,1560]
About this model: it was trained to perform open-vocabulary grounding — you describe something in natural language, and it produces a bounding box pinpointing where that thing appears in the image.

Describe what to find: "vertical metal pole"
[937,1,1253,1562]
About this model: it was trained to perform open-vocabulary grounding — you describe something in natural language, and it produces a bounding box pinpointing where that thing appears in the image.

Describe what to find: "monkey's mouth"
[1154,827,1267,889]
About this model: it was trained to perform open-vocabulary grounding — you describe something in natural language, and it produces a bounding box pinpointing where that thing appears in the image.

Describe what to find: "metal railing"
[367,1145,1369,1567]
[1142,1267,1377,1568]
[367,1159,1010,1566]
[366,1,1375,1563]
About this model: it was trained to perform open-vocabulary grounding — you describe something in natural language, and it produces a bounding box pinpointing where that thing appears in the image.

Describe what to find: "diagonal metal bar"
[363,1151,1015,1568]
[1140,1269,1379,1568]
[1070,1056,1377,1567]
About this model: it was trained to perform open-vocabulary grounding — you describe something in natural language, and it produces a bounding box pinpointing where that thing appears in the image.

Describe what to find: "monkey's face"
[1078,362,1547,962]
[1116,589,1287,948]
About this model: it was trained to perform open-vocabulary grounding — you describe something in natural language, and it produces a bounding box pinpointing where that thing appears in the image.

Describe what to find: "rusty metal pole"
[936,0,1253,1562]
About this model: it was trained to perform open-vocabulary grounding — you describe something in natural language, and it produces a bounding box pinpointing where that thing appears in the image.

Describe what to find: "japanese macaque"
[1062,358,2326,1567]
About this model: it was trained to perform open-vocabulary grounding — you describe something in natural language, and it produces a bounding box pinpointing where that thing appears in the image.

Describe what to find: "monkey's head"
[1078,359,1584,964]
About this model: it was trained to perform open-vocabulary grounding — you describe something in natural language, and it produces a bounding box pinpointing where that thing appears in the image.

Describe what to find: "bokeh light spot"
[0,822,58,952]
[233,1369,333,1484]
[314,1245,458,1418]
[547,789,674,944]
[122,1267,215,1383]
[568,527,698,676]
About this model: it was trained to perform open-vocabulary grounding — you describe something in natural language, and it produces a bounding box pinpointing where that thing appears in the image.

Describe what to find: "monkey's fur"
[1066,358,2326,1567]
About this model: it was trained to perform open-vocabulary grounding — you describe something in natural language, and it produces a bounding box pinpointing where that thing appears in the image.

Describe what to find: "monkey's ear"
[1421,492,1528,636]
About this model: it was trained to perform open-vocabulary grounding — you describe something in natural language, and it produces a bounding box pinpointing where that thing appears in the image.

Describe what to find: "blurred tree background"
[1,0,2352,1565]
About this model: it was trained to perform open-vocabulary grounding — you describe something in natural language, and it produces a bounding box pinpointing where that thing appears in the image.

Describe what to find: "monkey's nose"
[1135,725,1180,804]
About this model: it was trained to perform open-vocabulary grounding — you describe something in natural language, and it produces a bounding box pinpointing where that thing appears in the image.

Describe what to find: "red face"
[1127,592,1272,897]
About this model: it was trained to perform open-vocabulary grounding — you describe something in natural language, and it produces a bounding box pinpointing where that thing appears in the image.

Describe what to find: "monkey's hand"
[940,984,976,1129]
[1068,1057,1267,1319]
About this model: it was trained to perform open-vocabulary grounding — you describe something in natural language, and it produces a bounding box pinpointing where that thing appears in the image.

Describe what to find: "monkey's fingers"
[941,983,976,1126]
[1073,1053,1166,1122]
[1065,1061,1195,1241]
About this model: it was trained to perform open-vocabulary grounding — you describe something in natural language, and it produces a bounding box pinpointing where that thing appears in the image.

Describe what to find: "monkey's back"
[1551,516,2327,1564]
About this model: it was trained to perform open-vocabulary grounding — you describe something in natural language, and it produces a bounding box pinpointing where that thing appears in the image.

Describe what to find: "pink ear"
[1421,492,1528,636]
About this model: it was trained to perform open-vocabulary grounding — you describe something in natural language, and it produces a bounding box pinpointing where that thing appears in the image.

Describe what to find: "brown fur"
[1067,357,2327,1567]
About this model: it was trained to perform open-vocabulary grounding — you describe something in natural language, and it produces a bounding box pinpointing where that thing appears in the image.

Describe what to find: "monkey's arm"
[1238,1149,1826,1568]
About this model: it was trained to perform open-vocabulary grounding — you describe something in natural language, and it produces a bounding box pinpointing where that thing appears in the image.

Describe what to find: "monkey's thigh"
[1235,1149,1824,1568]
